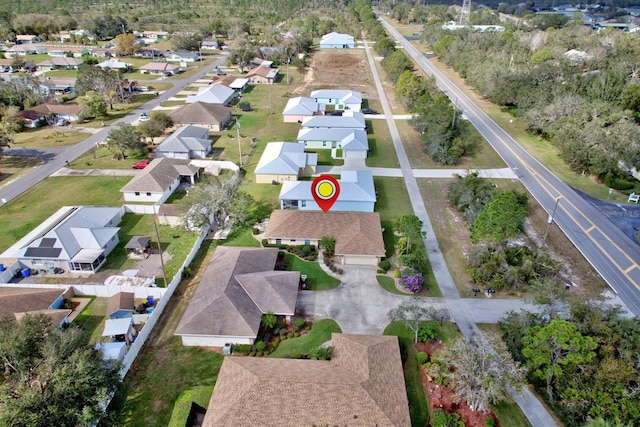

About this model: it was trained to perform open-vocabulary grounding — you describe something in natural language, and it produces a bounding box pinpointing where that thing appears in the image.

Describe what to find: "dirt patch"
[416,341,499,427]
[293,49,377,101]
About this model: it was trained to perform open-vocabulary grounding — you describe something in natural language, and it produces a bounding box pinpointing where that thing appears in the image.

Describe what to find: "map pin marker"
[312,175,340,213]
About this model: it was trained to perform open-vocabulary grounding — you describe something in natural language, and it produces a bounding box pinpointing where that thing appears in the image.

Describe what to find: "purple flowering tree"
[399,268,425,293]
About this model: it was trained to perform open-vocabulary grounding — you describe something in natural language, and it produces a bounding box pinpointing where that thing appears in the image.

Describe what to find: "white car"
[139,112,149,122]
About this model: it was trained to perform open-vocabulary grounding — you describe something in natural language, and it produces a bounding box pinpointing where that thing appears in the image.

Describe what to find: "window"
[304,240,310,245]
[276,239,281,245]
[290,239,296,243]
[322,141,327,147]
[301,200,306,208]
[134,192,140,196]
[146,192,152,196]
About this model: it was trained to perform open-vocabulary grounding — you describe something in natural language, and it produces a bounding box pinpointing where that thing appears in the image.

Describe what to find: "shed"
[124,236,151,258]
[102,317,136,344]
[95,341,127,363]
[106,291,135,319]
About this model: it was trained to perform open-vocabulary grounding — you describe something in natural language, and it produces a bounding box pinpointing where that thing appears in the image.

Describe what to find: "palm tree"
[319,236,336,256]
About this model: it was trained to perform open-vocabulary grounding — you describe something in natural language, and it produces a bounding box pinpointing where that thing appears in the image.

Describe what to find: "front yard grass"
[284,253,340,290]
[70,146,149,169]
[374,176,413,259]
[366,119,399,168]
[269,318,341,358]
[0,176,131,253]
[377,274,407,295]
[14,127,91,149]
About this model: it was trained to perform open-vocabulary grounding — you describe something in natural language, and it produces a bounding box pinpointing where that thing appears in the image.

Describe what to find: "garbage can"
[147,296,154,306]
[0,264,5,272]
[21,268,31,278]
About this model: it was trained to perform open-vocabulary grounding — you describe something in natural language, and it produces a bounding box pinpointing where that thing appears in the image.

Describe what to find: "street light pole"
[543,197,561,246]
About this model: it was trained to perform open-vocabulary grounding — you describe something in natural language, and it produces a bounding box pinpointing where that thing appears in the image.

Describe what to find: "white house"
[37,57,84,71]
[120,158,200,204]
[175,246,300,347]
[166,50,199,62]
[0,206,123,274]
[254,142,318,184]
[139,62,181,75]
[186,85,236,106]
[96,59,131,71]
[155,125,212,159]
[310,89,362,112]
[297,127,369,159]
[319,32,355,48]
[280,170,376,212]
[301,111,366,130]
[282,97,325,123]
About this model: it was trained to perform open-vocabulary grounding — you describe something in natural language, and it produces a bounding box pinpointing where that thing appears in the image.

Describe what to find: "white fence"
[123,204,160,215]
[118,225,209,376]
[0,283,166,299]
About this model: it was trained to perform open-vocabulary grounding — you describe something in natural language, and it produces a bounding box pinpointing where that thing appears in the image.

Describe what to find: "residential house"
[201,40,220,50]
[19,102,82,127]
[202,333,411,427]
[97,59,131,71]
[139,62,180,75]
[319,32,355,48]
[280,170,376,212]
[120,158,200,204]
[249,57,273,69]
[245,65,279,84]
[47,46,89,58]
[37,57,84,71]
[133,48,165,59]
[175,246,300,347]
[297,127,369,158]
[0,287,73,328]
[264,210,385,266]
[106,292,135,319]
[254,142,317,184]
[310,89,362,112]
[91,48,113,58]
[169,102,233,131]
[141,30,171,44]
[5,43,47,57]
[0,206,123,274]
[215,75,249,93]
[166,50,199,62]
[301,111,366,130]
[16,34,42,44]
[39,77,76,96]
[186,85,236,106]
[155,125,212,160]
[282,97,325,123]
[102,317,137,345]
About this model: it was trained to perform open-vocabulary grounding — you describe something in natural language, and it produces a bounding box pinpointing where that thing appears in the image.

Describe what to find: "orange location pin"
[312,175,340,213]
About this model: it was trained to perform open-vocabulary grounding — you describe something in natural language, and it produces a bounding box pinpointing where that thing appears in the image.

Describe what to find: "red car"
[132,160,149,169]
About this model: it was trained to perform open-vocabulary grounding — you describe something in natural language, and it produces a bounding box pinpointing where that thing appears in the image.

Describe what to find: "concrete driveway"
[296,264,451,334]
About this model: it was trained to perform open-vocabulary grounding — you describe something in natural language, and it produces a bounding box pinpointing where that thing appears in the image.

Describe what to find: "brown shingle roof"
[106,292,135,316]
[0,287,68,323]
[175,246,299,338]
[202,333,410,426]
[120,158,198,193]
[264,210,385,257]
[20,102,81,120]
[169,102,232,125]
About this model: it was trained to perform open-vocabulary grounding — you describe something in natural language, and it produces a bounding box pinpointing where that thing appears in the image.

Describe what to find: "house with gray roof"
[282,96,325,123]
[0,206,123,274]
[175,246,300,347]
[169,102,232,131]
[37,57,83,71]
[264,210,385,266]
[301,111,366,130]
[155,125,211,160]
[120,158,200,203]
[310,89,362,112]
[319,32,355,48]
[139,62,181,75]
[254,142,317,184]
[297,127,369,159]
[203,333,410,427]
[280,170,375,212]
[186,84,236,106]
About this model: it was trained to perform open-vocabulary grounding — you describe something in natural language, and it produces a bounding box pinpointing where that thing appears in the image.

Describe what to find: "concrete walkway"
[51,167,139,177]
[316,165,515,179]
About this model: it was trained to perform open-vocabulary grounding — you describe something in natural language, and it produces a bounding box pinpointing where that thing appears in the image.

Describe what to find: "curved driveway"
[0,56,227,204]
[379,17,640,317]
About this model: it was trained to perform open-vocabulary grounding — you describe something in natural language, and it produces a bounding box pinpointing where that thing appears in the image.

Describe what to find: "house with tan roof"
[214,75,249,93]
[203,333,410,426]
[139,62,181,75]
[155,125,212,160]
[282,96,325,123]
[37,57,84,71]
[169,102,232,131]
[19,102,82,128]
[0,206,123,275]
[175,246,300,347]
[120,158,200,203]
[106,291,135,319]
[264,210,385,266]
[254,142,317,184]
[280,170,376,212]
[0,287,73,328]
[245,65,279,84]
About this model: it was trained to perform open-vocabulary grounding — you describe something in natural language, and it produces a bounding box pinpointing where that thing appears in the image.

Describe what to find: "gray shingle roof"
[255,142,317,175]
[156,126,211,155]
[120,158,198,193]
[169,102,232,125]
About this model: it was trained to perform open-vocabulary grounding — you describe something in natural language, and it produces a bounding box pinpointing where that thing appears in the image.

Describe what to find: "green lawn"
[0,176,131,252]
[377,274,407,295]
[269,319,342,358]
[306,148,344,166]
[14,127,91,149]
[73,297,107,345]
[113,336,224,427]
[374,176,413,258]
[70,146,149,170]
[367,119,400,168]
[284,253,341,290]
[168,386,213,427]
[222,227,262,247]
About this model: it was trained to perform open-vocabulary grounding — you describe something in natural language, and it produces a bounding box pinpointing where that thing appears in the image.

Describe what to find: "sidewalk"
[315,165,515,179]
[51,167,139,177]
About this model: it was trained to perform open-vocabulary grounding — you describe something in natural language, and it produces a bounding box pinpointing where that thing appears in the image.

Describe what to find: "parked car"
[0,66,9,73]
[361,108,378,115]
[163,71,173,77]
[56,118,69,126]
[139,112,149,122]
[139,86,149,92]
[216,67,226,76]
[132,160,149,169]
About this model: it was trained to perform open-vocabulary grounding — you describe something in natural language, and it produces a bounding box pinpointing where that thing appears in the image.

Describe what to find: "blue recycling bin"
[0,264,5,272]
[21,268,31,278]
[147,296,154,306]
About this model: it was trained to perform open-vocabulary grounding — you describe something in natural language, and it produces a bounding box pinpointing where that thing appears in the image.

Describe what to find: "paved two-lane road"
[379,17,640,317]
[0,55,227,205]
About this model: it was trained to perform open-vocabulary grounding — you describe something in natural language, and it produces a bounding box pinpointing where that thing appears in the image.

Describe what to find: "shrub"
[293,318,306,331]
[232,344,253,354]
[287,332,294,339]
[399,268,425,293]
[378,260,391,273]
[418,324,437,343]
[431,408,465,427]
[261,238,268,246]
[261,312,277,329]
[256,351,264,357]
[271,337,280,348]
[301,245,313,255]
[485,417,496,427]
[255,341,267,352]
[249,352,256,357]
[294,332,300,337]
[309,346,332,360]
[416,351,428,364]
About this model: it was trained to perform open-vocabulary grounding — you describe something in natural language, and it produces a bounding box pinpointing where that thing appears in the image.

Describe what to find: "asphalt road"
[379,17,640,318]
[0,55,227,205]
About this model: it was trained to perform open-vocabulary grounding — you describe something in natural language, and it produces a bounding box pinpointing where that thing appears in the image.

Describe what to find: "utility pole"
[543,197,561,246]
